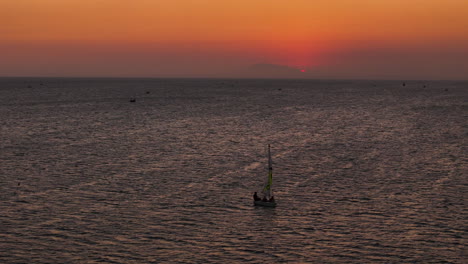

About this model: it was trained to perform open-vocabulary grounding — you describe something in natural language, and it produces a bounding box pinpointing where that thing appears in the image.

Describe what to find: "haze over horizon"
[1,0,468,80]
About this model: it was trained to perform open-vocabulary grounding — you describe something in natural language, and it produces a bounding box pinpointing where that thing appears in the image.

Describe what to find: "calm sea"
[0,78,466,263]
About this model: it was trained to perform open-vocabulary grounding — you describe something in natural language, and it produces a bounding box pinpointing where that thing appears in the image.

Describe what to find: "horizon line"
[1,75,467,82]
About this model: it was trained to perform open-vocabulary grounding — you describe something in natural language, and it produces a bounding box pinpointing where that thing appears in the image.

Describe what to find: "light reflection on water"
[0,78,466,263]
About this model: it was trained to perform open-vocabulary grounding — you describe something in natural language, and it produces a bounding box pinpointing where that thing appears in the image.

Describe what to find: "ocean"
[0,78,466,263]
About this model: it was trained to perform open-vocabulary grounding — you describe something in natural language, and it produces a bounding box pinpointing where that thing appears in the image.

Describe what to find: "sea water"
[0,78,466,263]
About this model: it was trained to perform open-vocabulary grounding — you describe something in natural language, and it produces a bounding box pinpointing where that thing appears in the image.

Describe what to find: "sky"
[1,0,468,79]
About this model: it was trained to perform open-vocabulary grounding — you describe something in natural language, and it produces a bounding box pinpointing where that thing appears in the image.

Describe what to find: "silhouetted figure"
[253,192,260,201]
[269,196,275,202]
[262,196,268,202]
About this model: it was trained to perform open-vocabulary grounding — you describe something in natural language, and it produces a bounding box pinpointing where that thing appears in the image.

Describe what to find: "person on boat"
[269,196,275,202]
[253,192,261,201]
[262,196,268,202]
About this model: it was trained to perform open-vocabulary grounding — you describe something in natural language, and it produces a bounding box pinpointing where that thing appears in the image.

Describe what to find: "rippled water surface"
[1,78,466,263]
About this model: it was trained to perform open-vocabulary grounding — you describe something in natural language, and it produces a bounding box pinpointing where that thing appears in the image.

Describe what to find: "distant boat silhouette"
[129,98,136,102]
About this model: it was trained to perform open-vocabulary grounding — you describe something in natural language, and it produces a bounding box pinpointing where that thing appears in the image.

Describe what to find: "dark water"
[0,78,466,263]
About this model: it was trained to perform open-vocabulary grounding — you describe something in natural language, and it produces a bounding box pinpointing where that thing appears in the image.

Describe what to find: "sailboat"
[253,144,277,207]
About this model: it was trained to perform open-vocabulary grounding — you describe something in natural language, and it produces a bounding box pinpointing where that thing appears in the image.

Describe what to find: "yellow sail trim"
[263,170,273,191]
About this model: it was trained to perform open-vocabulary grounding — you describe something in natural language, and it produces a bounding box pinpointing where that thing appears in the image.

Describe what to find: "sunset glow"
[1,0,467,79]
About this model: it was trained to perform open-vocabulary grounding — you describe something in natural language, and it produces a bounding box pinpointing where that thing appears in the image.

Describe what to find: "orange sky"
[1,0,467,79]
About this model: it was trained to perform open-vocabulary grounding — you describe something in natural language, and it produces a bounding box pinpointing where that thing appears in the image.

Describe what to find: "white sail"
[261,144,273,199]
[254,144,277,207]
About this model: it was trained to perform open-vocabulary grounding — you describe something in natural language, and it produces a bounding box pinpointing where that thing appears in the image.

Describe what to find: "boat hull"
[254,200,277,207]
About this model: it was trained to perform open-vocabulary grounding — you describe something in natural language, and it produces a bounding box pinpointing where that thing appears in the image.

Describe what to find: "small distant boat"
[254,144,277,207]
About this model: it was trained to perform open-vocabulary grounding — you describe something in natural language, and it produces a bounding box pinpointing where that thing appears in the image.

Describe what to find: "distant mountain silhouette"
[247,63,304,78]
